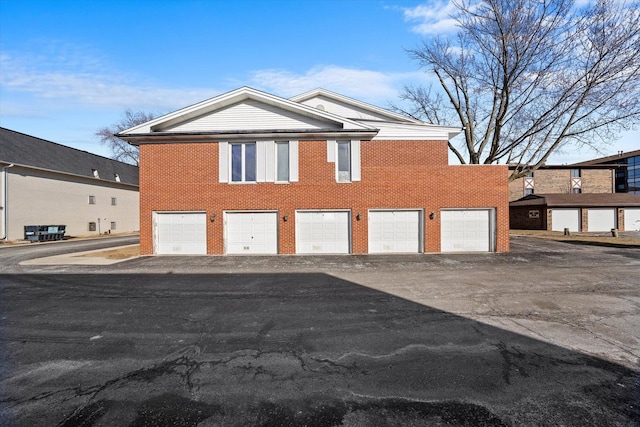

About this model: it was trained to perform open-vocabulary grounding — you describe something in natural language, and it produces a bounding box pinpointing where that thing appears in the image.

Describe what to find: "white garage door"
[369,210,421,253]
[587,208,616,232]
[296,211,350,254]
[154,212,207,255]
[225,212,278,254]
[441,209,492,252]
[552,209,580,232]
[624,208,640,231]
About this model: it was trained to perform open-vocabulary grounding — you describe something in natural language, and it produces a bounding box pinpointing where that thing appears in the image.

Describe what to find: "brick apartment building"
[118,87,509,255]
[508,165,615,202]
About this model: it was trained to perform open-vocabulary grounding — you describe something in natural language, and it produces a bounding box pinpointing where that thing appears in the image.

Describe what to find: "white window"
[88,195,96,204]
[110,221,116,230]
[337,141,351,182]
[220,141,298,184]
[276,142,289,182]
[111,197,117,206]
[230,142,257,183]
[327,140,360,183]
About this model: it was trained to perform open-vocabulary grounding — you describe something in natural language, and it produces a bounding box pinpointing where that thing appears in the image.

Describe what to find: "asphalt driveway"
[1,237,638,426]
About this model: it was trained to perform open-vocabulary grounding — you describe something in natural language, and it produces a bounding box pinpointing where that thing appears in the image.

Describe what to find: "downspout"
[1,164,15,240]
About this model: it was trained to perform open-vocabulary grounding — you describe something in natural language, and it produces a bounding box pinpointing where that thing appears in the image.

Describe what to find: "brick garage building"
[510,193,640,232]
[118,87,509,255]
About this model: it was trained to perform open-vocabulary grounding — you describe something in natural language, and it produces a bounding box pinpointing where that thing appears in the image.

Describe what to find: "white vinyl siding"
[164,100,339,132]
[154,212,207,255]
[289,140,299,182]
[296,211,350,254]
[368,210,422,253]
[224,212,278,254]
[219,142,229,183]
[587,208,616,232]
[551,209,580,232]
[441,209,493,252]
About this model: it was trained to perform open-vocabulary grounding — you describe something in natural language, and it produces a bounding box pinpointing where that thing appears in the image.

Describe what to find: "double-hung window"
[337,141,351,182]
[276,142,289,182]
[231,142,257,183]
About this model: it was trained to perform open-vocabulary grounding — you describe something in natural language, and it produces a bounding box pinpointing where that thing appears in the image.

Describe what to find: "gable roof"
[289,88,422,124]
[0,127,138,186]
[510,193,640,207]
[118,86,461,143]
[119,86,378,143]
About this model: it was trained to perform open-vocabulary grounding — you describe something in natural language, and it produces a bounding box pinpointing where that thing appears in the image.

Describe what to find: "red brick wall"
[139,140,509,255]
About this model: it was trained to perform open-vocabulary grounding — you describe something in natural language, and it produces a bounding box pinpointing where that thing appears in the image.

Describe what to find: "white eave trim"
[358,120,463,141]
[120,87,377,135]
[119,129,379,145]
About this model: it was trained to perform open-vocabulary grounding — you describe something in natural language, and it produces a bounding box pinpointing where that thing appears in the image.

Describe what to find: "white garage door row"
[153,209,496,255]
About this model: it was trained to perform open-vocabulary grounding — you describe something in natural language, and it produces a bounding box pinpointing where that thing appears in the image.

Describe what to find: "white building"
[1,127,139,241]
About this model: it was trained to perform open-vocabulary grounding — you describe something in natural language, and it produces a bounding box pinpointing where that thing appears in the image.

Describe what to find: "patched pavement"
[1,236,639,426]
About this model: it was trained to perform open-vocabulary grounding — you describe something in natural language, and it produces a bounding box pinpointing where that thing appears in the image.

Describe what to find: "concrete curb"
[19,244,140,266]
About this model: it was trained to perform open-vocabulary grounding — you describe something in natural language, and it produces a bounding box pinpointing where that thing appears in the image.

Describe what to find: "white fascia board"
[121,129,379,145]
[290,88,424,125]
[360,120,462,141]
[119,87,376,136]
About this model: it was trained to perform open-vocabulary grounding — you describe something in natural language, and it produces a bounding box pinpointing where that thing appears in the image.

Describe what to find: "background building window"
[88,195,96,204]
[88,222,96,231]
[571,168,581,177]
[110,221,116,230]
[111,197,117,206]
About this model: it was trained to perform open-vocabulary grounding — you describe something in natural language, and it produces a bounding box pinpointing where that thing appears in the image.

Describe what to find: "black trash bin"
[24,225,66,242]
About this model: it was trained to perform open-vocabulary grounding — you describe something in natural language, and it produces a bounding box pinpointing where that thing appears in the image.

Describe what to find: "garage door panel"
[369,210,421,253]
[155,212,207,255]
[296,211,350,254]
[441,209,491,252]
[624,208,640,231]
[587,208,616,232]
[225,212,278,254]
[552,209,580,232]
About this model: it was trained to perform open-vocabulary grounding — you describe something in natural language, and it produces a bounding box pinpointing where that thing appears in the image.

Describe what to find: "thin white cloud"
[403,1,459,35]
[0,47,217,114]
[249,66,423,104]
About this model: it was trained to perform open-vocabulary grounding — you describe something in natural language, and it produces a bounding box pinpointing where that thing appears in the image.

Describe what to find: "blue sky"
[0,0,637,164]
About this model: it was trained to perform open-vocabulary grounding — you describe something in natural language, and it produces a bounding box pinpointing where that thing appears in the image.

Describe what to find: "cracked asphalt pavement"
[0,236,639,426]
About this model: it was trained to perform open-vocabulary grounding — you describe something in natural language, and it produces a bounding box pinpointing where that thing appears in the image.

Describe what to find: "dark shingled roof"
[571,149,640,166]
[510,193,640,207]
[0,127,138,186]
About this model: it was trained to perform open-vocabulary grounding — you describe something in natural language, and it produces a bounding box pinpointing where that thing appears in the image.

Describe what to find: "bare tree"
[96,109,156,166]
[396,0,640,180]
